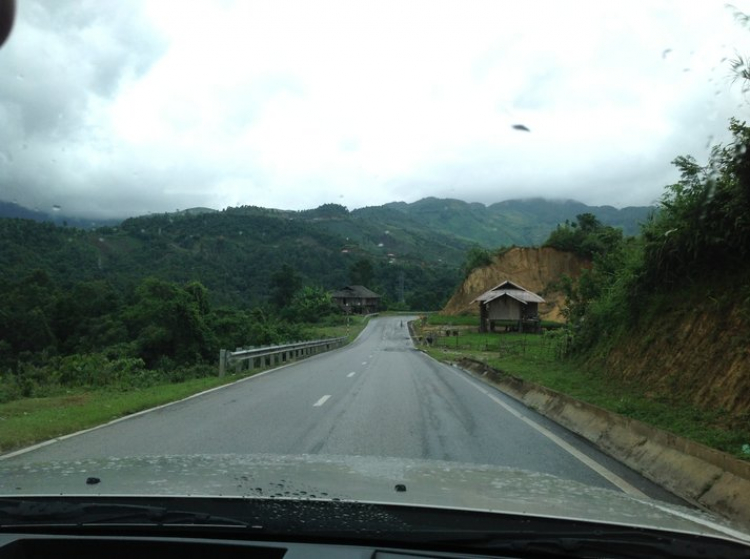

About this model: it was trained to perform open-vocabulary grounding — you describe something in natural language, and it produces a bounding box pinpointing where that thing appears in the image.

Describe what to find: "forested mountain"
[0,207,460,311]
[1,197,654,249]
[0,197,652,311]
[376,197,653,247]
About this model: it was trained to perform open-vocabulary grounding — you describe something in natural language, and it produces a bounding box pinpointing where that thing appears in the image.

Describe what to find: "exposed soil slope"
[599,273,750,420]
[442,247,590,321]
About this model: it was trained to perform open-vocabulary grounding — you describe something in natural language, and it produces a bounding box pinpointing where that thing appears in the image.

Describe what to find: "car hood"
[0,453,747,542]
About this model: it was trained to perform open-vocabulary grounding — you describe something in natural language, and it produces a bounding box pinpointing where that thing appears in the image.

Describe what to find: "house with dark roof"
[471,280,545,333]
[331,285,381,314]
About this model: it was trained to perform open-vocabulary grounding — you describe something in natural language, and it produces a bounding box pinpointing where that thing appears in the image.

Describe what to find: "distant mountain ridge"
[376,197,654,247]
[0,197,655,310]
[0,197,654,247]
[0,201,120,229]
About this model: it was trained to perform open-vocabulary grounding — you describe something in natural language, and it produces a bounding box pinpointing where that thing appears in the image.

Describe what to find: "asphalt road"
[3,316,684,505]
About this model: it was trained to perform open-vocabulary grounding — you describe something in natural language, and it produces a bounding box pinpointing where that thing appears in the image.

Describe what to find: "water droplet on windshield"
[512,124,531,132]
[51,205,61,212]
[661,48,672,59]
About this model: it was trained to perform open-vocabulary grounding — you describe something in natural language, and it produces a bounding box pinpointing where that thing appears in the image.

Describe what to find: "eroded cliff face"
[442,247,590,322]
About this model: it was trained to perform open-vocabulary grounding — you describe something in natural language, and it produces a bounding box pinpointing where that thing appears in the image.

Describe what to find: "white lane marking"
[313,395,331,407]
[450,369,648,499]
[1,319,366,462]
[347,372,356,378]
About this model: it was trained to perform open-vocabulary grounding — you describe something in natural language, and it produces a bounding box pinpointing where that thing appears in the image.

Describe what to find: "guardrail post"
[219,349,227,377]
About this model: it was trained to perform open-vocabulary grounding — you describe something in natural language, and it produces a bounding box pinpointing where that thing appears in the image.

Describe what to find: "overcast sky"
[1,1,749,219]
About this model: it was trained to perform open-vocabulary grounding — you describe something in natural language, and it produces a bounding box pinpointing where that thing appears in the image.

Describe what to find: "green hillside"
[0,197,654,311]
[0,206,461,311]
[379,197,654,247]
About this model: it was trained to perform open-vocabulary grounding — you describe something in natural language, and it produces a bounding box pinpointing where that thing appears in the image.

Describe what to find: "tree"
[123,278,215,367]
[544,213,622,259]
[349,258,374,286]
[286,286,335,323]
[269,264,303,309]
[52,280,122,354]
[460,247,493,279]
[640,119,750,286]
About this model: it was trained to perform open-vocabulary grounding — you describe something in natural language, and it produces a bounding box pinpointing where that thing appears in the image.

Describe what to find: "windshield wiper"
[420,529,749,559]
[0,499,248,528]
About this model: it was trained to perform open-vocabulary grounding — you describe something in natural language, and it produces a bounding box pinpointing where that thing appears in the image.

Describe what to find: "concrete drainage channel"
[450,356,750,530]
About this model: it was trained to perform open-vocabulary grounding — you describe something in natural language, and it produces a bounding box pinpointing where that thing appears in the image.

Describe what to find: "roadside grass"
[426,314,479,326]
[419,327,750,460]
[0,374,257,454]
[0,314,372,455]
[306,313,371,342]
[424,314,563,329]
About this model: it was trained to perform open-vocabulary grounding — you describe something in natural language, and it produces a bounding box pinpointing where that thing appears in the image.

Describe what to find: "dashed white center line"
[361,361,367,365]
[313,395,331,407]
[347,372,356,378]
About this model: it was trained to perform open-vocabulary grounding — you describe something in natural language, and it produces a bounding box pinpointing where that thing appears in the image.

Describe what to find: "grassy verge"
[1,315,375,455]
[425,314,479,326]
[306,313,371,342]
[417,324,750,460]
[0,373,261,454]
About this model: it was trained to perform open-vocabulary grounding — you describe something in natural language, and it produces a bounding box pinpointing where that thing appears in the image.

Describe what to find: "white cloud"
[1,0,750,218]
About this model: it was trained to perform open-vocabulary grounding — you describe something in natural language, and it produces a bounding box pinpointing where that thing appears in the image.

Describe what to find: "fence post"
[219,349,227,377]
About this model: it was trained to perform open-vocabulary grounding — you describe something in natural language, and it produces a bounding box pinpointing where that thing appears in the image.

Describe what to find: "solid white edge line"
[313,395,331,407]
[646,501,750,542]
[0,329,366,462]
[448,368,649,499]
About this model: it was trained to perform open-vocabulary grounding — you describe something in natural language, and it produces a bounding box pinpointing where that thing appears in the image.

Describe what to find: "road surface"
[2,316,683,504]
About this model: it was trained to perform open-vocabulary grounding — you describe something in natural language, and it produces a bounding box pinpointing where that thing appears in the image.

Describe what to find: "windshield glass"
[1,0,750,545]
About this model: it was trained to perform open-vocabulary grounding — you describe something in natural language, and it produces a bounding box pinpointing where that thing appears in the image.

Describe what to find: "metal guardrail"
[218,337,347,377]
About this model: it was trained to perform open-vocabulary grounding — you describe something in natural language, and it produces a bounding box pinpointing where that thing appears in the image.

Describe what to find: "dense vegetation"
[543,212,627,259]
[556,120,750,356]
[0,271,318,401]
[0,207,462,310]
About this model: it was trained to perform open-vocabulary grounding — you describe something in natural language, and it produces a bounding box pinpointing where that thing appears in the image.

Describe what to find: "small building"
[331,285,381,314]
[472,280,545,333]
